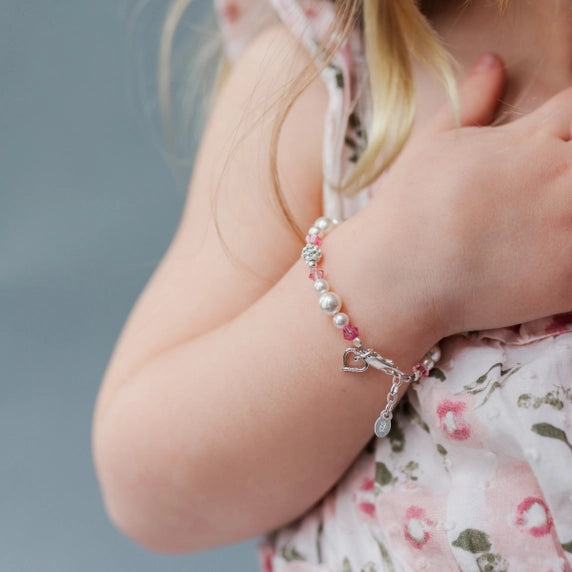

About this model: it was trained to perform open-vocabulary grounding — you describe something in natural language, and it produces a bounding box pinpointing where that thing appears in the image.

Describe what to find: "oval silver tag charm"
[374,415,392,438]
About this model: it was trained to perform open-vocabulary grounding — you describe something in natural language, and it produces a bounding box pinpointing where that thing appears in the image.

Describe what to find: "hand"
[348,54,572,340]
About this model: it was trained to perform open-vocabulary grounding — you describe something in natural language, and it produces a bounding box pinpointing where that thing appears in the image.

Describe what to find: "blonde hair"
[159,0,508,240]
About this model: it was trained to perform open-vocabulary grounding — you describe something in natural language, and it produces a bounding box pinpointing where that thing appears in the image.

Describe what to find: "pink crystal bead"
[343,325,359,341]
[413,363,430,378]
[305,234,322,246]
[308,268,324,281]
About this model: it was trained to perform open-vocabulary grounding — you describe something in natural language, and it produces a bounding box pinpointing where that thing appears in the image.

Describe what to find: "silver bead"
[318,292,342,315]
[353,337,363,348]
[314,217,331,231]
[422,357,434,371]
[301,244,322,264]
[307,226,320,236]
[427,345,441,363]
[332,312,349,328]
[313,279,329,294]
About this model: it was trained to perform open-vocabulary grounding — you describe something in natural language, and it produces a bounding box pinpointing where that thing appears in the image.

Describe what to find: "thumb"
[426,53,505,134]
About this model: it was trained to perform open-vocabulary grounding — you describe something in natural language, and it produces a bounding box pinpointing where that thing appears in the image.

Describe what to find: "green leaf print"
[388,418,405,453]
[469,363,503,391]
[429,367,446,381]
[401,460,420,481]
[531,423,572,451]
[399,399,430,433]
[375,462,396,487]
[345,112,367,163]
[325,61,344,89]
[437,444,448,456]
[342,557,353,572]
[461,363,521,408]
[518,386,572,411]
[562,541,572,553]
[452,529,492,553]
[374,537,395,572]
[476,552,508,572]
[316,521,324,564]
[281,545,305,562]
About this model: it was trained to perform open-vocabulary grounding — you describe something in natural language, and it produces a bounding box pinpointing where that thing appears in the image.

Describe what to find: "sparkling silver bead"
[314,217,331,231]
[318,292,341,315]
[332,312,349,328]
[301,244,322,265]
[313,279,329,294]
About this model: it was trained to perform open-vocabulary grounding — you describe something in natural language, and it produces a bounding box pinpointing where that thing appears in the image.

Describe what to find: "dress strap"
[215,0,374,221]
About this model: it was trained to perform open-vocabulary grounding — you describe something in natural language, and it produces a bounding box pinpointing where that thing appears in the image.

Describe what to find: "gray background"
[1,0,259,570]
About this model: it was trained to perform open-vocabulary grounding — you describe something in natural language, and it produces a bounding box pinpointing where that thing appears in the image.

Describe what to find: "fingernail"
[473,53,499,71]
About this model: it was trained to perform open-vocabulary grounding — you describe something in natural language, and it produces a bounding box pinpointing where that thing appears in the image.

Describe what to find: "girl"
[93,0,572,569]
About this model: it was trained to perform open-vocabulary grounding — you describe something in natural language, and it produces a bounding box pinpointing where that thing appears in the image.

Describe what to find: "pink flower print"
[357,501,376,518]
[220,1,241,24]
[359,477,375,492]
[347,456,377,523]
[258,542,275,572]
[376,485,453,569]
[403,506,434,550]
[436,399,471,441]
[545,312,572,336]
[482,461,569,570]
[515,497,553,538]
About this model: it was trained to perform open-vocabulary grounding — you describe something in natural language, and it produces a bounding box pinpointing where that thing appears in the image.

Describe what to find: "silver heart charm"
[342,348,369,373]
[375,415,392,438]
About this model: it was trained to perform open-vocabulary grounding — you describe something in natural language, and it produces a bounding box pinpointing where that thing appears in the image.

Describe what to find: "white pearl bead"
[332,312,349,328]
[314,217,330,231]
[313,279,329,294]
[428,345,441,363]
[308,226,320,236]
[318,292,341,315]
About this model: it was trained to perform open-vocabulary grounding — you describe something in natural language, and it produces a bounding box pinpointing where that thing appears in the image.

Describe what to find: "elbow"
[91,391,212,554]
[92,428,188,554]
[99,484,180,555]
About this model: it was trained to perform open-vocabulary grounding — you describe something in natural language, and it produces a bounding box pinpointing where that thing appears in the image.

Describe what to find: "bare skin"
[92,0,572,554]
[416,0,572,128]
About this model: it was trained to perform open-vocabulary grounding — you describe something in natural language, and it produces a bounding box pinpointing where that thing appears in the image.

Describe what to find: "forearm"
[93,215,440,553]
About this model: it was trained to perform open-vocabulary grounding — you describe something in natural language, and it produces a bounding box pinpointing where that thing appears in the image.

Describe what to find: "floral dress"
[214,0,572,569]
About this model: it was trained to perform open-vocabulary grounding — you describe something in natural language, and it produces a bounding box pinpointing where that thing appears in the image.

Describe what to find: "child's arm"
[92,24,437,553]
[92,28,541,553]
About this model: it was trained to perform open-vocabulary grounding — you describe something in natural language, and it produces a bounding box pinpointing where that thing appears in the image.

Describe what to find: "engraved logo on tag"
[375,416,392,438]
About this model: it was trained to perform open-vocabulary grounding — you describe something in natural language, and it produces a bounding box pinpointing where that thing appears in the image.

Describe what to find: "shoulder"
[188,20,329,246]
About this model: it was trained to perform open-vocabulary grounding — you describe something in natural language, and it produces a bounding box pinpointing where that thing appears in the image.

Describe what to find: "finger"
[425,53,505,134]
[517,86,572,141]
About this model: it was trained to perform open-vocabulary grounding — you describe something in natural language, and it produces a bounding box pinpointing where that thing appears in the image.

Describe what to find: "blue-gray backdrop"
[1,0,259,569]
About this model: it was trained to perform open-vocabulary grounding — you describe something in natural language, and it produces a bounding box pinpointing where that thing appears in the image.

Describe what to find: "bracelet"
[301,217,441,438]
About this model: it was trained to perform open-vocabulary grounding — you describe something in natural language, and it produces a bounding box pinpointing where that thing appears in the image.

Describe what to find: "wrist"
[317,213,445,370]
